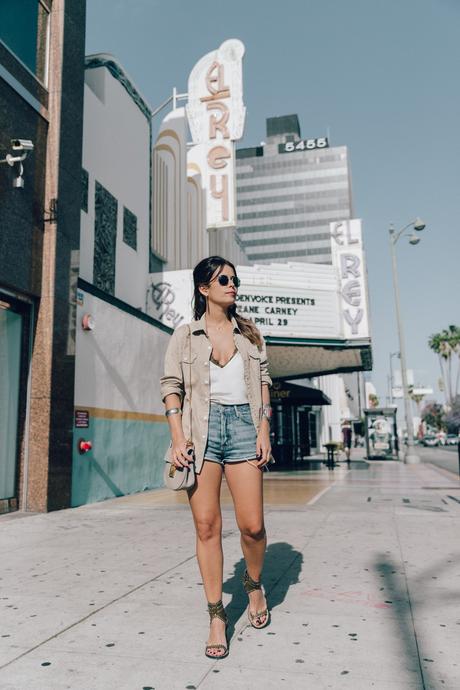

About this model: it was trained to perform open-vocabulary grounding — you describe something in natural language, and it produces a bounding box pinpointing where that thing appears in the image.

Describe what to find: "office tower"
[236,114,353,264]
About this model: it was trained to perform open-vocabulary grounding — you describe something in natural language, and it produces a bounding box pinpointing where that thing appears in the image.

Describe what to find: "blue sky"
[86,0,459,404]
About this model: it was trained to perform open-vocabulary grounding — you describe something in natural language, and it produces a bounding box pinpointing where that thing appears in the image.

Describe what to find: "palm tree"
[429,332,448,402]
[442,325,460,406]
[428,325,460,406]
[408,386,427,414]
[448,325,460,401]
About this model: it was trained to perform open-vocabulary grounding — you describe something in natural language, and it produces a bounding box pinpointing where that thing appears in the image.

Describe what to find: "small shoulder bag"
[163,326,196,490]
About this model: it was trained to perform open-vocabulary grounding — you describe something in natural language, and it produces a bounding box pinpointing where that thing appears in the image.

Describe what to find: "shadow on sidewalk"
[373,552,460,688]
[223,542,303,638]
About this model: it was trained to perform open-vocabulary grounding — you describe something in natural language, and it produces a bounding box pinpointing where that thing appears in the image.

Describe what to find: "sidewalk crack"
[394,517,427,690]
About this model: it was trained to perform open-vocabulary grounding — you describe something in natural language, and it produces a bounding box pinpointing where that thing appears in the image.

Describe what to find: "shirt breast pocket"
[248,348,261,362]
[248,348,262,387]
[181,352,197,389]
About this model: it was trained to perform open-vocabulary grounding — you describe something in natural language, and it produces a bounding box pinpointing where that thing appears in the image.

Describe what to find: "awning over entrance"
[266,338,372,380]
[271,380,331,406]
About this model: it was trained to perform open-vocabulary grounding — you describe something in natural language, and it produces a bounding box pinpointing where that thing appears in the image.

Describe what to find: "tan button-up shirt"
[160,314,272,474]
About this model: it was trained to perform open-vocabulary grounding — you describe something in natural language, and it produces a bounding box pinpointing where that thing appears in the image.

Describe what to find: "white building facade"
[73,43,251,505]
[74,54,171,506]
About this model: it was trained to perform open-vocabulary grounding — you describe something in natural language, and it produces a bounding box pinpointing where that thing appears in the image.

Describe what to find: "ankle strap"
[207,600,227,623]
[243,569,262,593]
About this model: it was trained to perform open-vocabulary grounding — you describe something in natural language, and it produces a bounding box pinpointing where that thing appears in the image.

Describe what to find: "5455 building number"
[279,137,329,154]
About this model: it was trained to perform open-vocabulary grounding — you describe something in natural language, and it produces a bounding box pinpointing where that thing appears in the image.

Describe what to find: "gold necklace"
[208,320,228,332]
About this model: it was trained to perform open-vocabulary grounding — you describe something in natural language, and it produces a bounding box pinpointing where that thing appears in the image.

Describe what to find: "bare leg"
[224,461,268,625]
[188,460,226,656]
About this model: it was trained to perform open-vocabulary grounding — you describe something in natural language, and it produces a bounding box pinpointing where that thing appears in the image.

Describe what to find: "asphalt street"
[418,445,460,477]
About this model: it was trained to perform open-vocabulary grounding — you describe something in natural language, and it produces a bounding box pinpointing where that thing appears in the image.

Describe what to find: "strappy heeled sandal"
[242,569,271,629]
[205,599,229,659]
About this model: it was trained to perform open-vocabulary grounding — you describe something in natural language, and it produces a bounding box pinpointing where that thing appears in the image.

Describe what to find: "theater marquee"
[233,264,340,338]
[147,221,372,378]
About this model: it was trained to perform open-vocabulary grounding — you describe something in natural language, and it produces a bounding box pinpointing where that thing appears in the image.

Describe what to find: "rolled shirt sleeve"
[160,325,187,403]
[259,334,272,388]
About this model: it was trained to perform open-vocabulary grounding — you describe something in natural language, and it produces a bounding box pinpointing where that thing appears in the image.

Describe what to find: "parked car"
[445,434,459,446]
[422,435,438,447]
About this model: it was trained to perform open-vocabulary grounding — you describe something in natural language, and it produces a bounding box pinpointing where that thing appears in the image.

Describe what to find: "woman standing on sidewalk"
[160,256,273,659]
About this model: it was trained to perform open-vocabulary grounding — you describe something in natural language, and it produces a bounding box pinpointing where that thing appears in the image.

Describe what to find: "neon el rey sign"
[187,39,246,228]
[330,220,370,339]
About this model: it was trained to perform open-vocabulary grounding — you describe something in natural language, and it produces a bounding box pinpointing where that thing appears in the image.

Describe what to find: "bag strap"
[187,325,192,445]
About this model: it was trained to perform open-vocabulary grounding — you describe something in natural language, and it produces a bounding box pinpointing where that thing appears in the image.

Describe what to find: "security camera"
[11,139,34,151]
[0,139,33,188]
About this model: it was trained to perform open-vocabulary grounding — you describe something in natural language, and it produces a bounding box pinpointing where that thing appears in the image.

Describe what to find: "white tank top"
[209,351,249,405]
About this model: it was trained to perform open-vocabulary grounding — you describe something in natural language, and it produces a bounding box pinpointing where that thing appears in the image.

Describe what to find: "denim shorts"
[204,402,258,465]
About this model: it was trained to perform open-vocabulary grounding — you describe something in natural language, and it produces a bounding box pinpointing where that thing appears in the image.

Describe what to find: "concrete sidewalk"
[1,458,460,690]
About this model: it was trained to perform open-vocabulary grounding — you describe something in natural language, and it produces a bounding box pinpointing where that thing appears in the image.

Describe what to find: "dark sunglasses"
[216,274,240,288]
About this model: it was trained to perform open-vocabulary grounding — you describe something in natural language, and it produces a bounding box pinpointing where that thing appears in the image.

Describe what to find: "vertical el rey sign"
[187,39,246,228]
[330,219,370,339]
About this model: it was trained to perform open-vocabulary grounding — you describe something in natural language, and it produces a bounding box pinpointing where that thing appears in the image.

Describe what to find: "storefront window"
[0,305,22,501]
[0,0,50,86]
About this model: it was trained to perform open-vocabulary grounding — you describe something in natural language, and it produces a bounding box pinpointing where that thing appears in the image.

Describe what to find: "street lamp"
[389,351,400,405]
[389,217,426,464]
